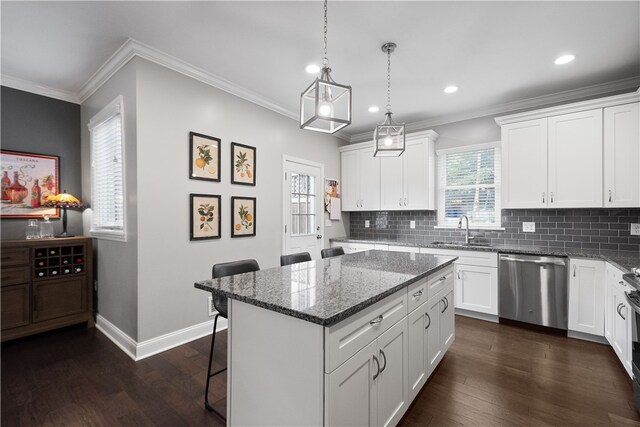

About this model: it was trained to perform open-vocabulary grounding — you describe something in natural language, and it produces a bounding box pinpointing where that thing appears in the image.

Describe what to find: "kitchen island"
[195,250,457,426]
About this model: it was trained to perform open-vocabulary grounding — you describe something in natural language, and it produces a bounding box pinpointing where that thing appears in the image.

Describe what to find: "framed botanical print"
[231,142,256,186]
[190,132,221,182]
[190,193,221,241]
[1,150,60,218]
[231,196,256,237]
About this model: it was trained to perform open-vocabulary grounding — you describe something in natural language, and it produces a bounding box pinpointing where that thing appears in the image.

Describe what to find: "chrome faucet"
[458,215,474,245]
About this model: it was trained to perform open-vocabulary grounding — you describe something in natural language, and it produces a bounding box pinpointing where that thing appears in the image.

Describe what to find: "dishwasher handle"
[500,256,567,266]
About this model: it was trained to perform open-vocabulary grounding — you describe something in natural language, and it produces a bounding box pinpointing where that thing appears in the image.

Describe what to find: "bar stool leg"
[204,313,227,420]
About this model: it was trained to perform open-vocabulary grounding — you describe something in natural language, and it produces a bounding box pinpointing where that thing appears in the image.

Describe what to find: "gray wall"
[81,60,139,340]
[134,59,348,341]
[1,86,82,239]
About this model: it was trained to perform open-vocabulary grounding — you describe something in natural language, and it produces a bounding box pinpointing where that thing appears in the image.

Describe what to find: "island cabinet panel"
[407,303,428,401]
[376,319,409,427]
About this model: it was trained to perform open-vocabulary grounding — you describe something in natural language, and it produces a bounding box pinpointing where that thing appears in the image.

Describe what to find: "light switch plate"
[523,222,536,233]
[365,220,370,228]
[410,220,416,229]
[631,224,640,236]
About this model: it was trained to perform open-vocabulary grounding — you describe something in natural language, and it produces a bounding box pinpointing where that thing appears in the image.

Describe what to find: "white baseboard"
[455,308,499,323]
[96,314,228,361]
[567,330,608,345]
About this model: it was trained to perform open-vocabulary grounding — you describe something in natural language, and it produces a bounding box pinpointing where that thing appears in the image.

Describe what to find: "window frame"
[88,95,127,242]
[436,142,502,230]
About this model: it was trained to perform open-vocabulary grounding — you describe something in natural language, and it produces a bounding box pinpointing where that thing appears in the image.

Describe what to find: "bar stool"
[280,251,312,266]
[321,246,345,259]
[205,259,260,418]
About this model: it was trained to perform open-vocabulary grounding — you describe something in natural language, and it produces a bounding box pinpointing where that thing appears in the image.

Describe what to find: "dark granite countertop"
[624,273,640,291]
[194,250,456,327]
[330,237,640,273]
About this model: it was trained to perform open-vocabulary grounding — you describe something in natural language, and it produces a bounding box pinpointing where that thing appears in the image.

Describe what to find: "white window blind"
[89,96,126,241]
[437,144,501,228]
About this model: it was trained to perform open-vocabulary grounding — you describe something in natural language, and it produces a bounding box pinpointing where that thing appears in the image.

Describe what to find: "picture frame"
[231,142,256,186]
[231,196,256,237]
[190,193,221,241]
[189,132,221,182]
[1,150,60,218]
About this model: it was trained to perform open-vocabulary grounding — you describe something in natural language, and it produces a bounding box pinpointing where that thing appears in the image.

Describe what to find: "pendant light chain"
[386,47,392,112]
[322,0,328,67]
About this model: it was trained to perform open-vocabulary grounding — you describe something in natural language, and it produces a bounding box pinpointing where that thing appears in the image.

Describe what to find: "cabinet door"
[341,150,359,211]
[407,305,428,401]
[326,340,377,427]
[611,284,630,374]
[568,259,605,336]
[33,278,87,323]
[455,265,498,315]
[358,148,381,211]
[380,155,404,210]
[403,139,432,210]
[604,102,639,208]
[440,288,455,353]
[501,118,548,208]
[605,265,615,344]
[377,318,409,427]
[548,109,603,208]
[1,283,30,330]
[426,296,443,373]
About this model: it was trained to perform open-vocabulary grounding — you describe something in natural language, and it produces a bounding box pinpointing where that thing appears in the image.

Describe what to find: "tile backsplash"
[349,209,640,252]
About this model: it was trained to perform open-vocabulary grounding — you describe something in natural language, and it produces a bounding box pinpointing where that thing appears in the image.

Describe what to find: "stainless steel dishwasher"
[499,253,569,329]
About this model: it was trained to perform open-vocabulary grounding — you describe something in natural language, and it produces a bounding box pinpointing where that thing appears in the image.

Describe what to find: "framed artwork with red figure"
[1,150,60,218]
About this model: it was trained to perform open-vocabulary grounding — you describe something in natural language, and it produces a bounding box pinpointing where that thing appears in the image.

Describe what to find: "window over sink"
[437,143,501,228]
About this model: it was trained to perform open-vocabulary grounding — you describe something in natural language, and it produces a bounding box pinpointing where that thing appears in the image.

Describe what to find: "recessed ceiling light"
[554,54,575,65]
[444,86,458,94]
[368,105,380,113]
[305,64,320,74]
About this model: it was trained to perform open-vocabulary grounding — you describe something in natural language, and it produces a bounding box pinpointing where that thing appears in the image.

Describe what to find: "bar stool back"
[321,246,345,259]
[280,251,312,266]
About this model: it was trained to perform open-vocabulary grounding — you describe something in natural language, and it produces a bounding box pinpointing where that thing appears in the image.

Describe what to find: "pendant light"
[374,42,405,157]
[300,0,352,134]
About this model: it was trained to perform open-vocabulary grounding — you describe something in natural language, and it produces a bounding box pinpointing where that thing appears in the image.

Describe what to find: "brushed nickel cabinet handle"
[412,289,423,298]
[372,355,380,380]
[370,315,383,325]
[379,349,387,373]
[542,192,545,203]
[609,190,612,203]
[425,312,431,330]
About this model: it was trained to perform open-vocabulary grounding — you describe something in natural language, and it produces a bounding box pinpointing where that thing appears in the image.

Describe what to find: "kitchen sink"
[430,241,494,249]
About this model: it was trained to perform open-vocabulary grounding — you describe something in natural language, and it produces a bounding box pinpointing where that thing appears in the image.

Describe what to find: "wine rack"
[1,237,94,342]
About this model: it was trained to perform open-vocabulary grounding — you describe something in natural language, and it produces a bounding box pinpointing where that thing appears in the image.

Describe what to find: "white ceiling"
[2,1,639,139]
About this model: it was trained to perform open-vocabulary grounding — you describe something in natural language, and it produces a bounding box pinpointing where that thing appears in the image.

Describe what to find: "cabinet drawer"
[1,266,30,286]
[1,248,29,267]
[427,266,454,299]
[407,278,428,313]
[325,290,407,373]
[1,283,30,330]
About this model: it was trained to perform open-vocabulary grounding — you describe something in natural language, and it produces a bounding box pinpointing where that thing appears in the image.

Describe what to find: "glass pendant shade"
[300,67,352,134]
[374,112,405,157]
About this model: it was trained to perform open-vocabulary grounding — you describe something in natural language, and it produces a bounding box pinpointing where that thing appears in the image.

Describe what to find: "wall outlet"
[365,220,370,228]
[207,296,216,317]
[410,220,416,229]
[631,224,640,236]
[522,222,536,233]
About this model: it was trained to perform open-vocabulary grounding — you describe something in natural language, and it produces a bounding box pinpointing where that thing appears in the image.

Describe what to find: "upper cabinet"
[604,102,640,208]
[341,131,438,212]
[496,91,640,209]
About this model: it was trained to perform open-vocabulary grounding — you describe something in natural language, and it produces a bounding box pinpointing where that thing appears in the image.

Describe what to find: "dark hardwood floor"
[2,316,639,426]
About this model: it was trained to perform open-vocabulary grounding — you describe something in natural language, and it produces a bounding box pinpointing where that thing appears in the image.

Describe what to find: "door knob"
[316,234,323,239]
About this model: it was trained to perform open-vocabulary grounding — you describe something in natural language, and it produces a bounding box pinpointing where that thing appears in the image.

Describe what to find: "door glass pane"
[299,195,308,214]
[291,193,299,214]
[289,172,317,237]
[299,214,308,234]
[291,214,299,235]
[308,214,316,234]
[308,176,316,196]
[291,173,300,194]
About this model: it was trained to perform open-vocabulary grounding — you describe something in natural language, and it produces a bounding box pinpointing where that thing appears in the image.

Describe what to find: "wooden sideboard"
[1,237,94,341]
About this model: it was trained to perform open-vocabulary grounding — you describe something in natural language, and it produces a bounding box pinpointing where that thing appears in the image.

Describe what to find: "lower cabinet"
[455,264,498,315]
[568,258,605,336]
[606,263,632,377]
[326,317,408,427]
[1,284,30,329]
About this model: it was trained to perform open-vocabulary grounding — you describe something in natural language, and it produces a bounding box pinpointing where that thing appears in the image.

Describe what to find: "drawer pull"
[412,290,423,298]
[369,315,383,326]
[372,355,380,380]
[425,313,431,330]
[379,349,387,373]
[439,276,446,281]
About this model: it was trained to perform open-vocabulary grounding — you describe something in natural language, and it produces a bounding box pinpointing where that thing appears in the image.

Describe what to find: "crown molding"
[348,76,640,143]
[1,74,79,104]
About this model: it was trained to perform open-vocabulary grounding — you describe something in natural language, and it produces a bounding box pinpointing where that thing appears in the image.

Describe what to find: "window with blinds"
[437,144,501,228]
[89,96,126,241]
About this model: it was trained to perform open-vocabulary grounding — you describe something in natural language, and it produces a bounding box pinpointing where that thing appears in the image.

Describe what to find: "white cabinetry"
[605,263,632,377]
[568,258,605,336]
[341,146,380,211]
[548,109,603,208]
[604,102,640,207]
[455,265,498,315]
[501,118,548,209]
[380,138,435,210]
[497,91,640,209]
